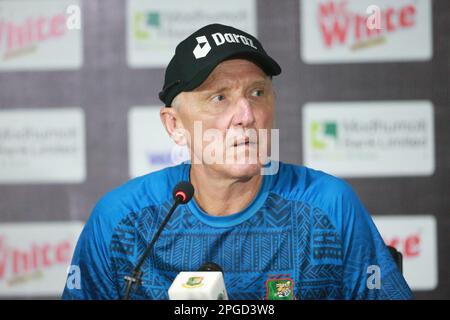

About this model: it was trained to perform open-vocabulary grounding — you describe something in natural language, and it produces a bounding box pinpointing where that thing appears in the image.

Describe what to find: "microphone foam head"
[173,181,195,204]
[198,262,224,273]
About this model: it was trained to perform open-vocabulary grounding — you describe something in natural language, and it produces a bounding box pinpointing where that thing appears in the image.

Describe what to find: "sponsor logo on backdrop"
[373,215,437,290]
[128,107,189,178]
[127,0,256,67]
[0,0,82,71]
[0,222,83,296]
[301,0,432,63]
[302,101,434,177]
[0,108,86,184]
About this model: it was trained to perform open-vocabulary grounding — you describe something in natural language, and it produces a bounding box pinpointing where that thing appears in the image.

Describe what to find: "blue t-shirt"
[62,161,413,300]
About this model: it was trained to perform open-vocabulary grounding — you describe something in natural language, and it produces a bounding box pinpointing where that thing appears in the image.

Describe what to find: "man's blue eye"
[252,89,264,97]
[213,95,225,102]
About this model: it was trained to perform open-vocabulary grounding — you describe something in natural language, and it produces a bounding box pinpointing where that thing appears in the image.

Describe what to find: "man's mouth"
[232,137,256,147]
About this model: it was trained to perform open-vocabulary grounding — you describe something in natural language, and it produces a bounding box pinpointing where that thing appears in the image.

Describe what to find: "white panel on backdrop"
[0,221,84,297]
[301,0,432,63]
[0,108,86,184]
[373,215,438,291]
[127,0,256,67]
[0,0,83,71]
[128,107,189,178]
[302,101,435,177]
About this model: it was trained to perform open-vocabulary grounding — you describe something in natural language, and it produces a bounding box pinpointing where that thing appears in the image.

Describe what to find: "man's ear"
[160,107,188,145]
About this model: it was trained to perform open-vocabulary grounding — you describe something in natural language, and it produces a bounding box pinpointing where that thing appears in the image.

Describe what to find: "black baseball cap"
[159,23,281,106]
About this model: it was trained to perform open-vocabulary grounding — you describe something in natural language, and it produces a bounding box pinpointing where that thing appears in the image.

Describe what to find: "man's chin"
[219,163,262,180]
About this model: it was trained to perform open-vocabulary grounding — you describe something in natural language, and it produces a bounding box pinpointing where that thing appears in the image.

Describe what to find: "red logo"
[384,233,421,258]
[318,1,417,49]
[0,12,67,60]
[0,235,73,284]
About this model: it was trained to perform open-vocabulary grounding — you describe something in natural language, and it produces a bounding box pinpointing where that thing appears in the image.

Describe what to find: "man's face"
[173,58,275,179]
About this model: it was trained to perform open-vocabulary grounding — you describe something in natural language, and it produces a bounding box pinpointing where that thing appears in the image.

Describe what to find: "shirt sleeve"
[62,199,120,300]
[339,183,413,300]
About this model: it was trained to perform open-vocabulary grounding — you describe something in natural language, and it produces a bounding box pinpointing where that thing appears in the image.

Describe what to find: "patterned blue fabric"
[62,162,413,300]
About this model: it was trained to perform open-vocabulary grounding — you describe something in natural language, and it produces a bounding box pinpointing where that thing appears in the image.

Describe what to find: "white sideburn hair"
[171,94,183,110]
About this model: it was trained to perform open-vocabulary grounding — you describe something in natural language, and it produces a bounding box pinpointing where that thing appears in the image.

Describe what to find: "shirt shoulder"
[272,162,354,205]
[90,163,188,230]
[271,162,361,241]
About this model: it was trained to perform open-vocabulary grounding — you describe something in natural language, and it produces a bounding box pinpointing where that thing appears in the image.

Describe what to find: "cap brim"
[183,50,281,92]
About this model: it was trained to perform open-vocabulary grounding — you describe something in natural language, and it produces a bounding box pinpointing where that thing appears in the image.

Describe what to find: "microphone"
[168,262,229,300]
[122,181,194,300]
[172,181,195,204]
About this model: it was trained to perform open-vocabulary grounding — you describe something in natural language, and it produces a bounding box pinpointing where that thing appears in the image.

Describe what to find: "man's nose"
[232,97,256,127]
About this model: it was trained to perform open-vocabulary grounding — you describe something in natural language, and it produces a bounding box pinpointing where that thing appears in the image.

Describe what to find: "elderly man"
[62,24,412,300]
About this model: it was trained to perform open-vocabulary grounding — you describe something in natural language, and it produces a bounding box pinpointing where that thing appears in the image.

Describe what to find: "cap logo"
[193,32,258,60]
[211,32,257,50]
[193,35,211,59]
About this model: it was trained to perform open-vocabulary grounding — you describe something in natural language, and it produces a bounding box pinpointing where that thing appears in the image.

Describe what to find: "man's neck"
[189,165,263,217]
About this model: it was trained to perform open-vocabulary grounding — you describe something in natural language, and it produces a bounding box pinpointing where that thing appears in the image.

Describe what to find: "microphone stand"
[122,197,182,300]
